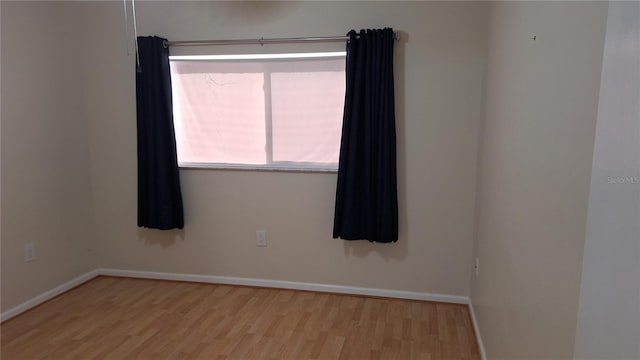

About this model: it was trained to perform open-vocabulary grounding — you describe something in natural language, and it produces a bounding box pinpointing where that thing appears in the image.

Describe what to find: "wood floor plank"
[1,276,480,359]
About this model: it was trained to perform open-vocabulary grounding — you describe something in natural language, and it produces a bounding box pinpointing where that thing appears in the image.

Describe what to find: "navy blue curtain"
[136,36,184,230]
[333,28,398,243]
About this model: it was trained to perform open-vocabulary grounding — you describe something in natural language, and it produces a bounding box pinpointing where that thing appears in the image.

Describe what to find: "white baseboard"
[468,299,487,360]
[0,269,100,322]
[98,268,470,304]
[1,267,470,322]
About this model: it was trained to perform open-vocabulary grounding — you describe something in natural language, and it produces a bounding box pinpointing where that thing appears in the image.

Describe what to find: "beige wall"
[2,4,627,357]
[80,1,488,296]
[470,2,608,359]
[574,2,640,358]
[0,0,488,313]
[1,1,96,312]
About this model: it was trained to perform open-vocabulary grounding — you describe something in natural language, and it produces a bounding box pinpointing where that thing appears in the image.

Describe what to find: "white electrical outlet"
[475,257,479,277]
[24,243,36,262]
[256,230,267,247]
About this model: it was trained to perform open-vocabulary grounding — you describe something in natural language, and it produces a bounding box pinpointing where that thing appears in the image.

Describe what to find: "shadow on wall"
[343,33,409,263]
[137,228,185,248]
[342,236,408,262]
[191,1,301,26]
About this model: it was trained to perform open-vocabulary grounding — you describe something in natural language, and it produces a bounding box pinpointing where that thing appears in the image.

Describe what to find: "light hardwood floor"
[1,276,480,359]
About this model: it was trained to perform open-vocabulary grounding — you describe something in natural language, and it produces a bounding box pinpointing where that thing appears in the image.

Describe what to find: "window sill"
[178,162,338,174]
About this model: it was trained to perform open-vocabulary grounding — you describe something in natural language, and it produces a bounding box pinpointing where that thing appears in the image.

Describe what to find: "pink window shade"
[170,61,266,164]
[270,60,345,165]
[169,56,345,169]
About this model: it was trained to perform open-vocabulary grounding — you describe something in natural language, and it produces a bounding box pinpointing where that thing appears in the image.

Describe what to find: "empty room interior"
[1,1,638,359]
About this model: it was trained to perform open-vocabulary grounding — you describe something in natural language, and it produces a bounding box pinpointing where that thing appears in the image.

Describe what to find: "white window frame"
[169,52,346,173]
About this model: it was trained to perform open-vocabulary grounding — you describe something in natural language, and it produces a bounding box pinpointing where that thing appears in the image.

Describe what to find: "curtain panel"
[136,36,184,230]
[333,28,398,243]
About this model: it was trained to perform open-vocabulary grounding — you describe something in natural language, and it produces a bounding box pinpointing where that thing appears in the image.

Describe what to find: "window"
[169,52,346,171]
